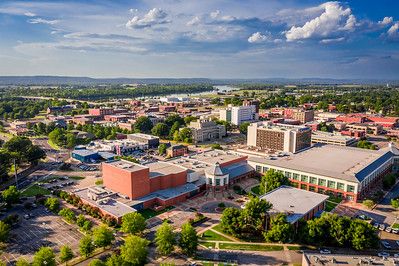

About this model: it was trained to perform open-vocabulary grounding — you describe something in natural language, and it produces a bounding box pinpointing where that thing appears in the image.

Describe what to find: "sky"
[0,0,399,79]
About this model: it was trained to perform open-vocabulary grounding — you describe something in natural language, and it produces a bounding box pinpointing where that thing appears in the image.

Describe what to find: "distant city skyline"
[1,0,399,79]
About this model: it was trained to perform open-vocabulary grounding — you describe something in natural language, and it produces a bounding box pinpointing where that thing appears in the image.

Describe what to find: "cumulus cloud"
[28,18,59,25]
[126,8,170,29]
[285,2,356,42]
[248,32,270,43]
[387,22,399,39]
[379,16,393,26]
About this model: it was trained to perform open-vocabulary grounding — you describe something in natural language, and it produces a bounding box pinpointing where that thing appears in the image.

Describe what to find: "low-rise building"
[187,118,226,144]
[311,131,357,146]
[127,133,159,148]
[166,144,188,158]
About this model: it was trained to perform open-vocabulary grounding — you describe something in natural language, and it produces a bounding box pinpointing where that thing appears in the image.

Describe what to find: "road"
[31,137,70,162]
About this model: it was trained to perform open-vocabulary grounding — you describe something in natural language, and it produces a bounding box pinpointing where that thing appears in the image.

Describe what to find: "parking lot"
[1,205,83,264]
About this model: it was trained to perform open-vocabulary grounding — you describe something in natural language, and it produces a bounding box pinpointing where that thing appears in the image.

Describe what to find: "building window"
[309,186,316,192]
[292,173,299,180]
[301,175,308,182]
[300,184,307,190]
[327,181,336,189]
[208,178,212,185]
[263,166,269,173]
[318,188,325,194]
[318,179,326,187]
[310,177,317,185]
[347,185,355,193]
[224,177,228,185]
[216,179,220,186]
[337,182,345,191]
[284,172,292,178]
[256,165,261,172]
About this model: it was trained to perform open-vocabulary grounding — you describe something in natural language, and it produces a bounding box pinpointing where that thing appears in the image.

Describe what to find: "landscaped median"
[219,243,283,251]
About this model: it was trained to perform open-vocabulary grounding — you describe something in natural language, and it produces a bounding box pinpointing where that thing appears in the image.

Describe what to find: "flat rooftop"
[303,253,398,266]
[128,133,159,140]
[146,161,186,178]
[260,186,329,223]
[249,144,393,183]
[105,159,148,172]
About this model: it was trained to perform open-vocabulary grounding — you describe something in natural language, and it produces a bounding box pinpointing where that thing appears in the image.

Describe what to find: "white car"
[320,249,331,254]
[381,241,392,249]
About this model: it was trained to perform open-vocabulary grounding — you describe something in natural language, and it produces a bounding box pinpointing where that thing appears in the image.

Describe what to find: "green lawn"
[139,206,175,219]
[219,243,283,251]
[21,185,50,197]
[251,185,261,195]
[287,245,316,251]
[200,241,216,249]
[69,176,85,180]
[47,139,61,150]
[212,224,225,234]
[200,230,230,241]
[392,223,399,229]
[95,179,103,185]
[325,201,338,212]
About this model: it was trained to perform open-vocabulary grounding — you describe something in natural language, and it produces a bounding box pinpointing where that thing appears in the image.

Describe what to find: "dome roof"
[206,162,224,176]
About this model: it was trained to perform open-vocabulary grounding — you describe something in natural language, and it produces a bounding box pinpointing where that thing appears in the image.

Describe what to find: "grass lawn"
[251,185,261,195]
[200,230,230,241]
[212,224,225,234]
[287,245,316,251]
[139,206,175,219]
[200,241,216,249]
[21,185,50,197]
[95,179,103,185]
[69,176,85,180]
[47,139,61,150]
[219,243,283,252]
[392,223,399,229]
[325,201,338,212]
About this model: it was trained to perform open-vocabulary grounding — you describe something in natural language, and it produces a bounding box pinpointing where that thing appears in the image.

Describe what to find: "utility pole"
[13,158,18,189]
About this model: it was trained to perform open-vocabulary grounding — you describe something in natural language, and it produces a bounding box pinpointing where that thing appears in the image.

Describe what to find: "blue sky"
[0,0,399,79]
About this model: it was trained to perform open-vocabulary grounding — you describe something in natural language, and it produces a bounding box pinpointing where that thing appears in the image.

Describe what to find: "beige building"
[247,121,311,153]
[292,109,314,123]
[187,118,226,144]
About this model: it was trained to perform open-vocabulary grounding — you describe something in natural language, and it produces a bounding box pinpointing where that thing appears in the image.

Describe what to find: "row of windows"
[256,165,355,193]
[208,177,228,186]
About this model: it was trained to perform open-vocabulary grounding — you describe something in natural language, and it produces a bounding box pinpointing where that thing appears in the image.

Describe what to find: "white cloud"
[378,17,393,26]
[24,12,36,17]
[28,18,59,25]
[186,16,200,26]
[387,22,399,38]
[320,37,345,44]
[248,32,270,43]
[126,8,170,29]
[285,2,356,42]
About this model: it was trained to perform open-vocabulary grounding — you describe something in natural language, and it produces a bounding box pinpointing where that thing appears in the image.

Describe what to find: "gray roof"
[136,183,199,202]
[205,162,224,176]
[72,149,98,157]
[260,185,329,224]
[249,144,395,183]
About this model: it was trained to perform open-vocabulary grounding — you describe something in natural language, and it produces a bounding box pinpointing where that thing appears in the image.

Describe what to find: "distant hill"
[0,76,397,86]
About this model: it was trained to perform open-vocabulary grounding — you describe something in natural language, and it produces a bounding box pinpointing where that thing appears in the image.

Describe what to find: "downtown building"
[247,121,311,153]
[220,104,259,125]
[187,118,226,144]
[248,143,399,202]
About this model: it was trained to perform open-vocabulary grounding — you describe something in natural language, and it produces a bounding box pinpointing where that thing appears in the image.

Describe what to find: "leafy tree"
[211,144,222,150]
[349,220,379,250]
[158,143,168,155]
[0,221,10,242]
[178,222,198,257]
[82,220,93,232]
[76,214,87,227]
[174,128,193,143]
[151,123,169,138]
[59,245,74,263]
[184,116,197,125]
[45,197,60,212]
[134,116,153,133]
[362,199,374,209]
[220,207,242,237]
[120,235,149,265]
[66,133,78,148]
[264,214,293,243]
[79,235,94,258]
[15,258,30,266]
[165,114,184,127]
[105,254,123,266]
[4,136,45,165]
[168,121,181,138]
[121,212,146,235]
[92,225,114,247]
[0,150,11,179]
[240,196,273,234]
[155,222,176,256]
[32,247,56,266]
[260,169,289,194]
[58,208,76,223]
[392,198,399,209]
[239,122,250,135]
[88,259,105,266]
[2,185,20,205]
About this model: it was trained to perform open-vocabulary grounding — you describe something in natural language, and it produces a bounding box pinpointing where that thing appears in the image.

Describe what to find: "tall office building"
[247,121,311,153]
[220,104,258,125]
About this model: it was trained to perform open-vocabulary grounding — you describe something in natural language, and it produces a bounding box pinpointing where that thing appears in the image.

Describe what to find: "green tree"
[59,245,74,264]
[58,208,76,223]
[264,214,293,243]
[76,214,87,227]
[362,199,375,209]
[155,222,176,256]
[259,169,289,194]
[240,196,272,234]
[120,235,149,265]
[349,220,379,250]
[0,221,10,242]
[391,198,399,209]
[175,128,192,143]
[32,247,56,266]
[79,235,94,258]
[134,116,153,133]
[0,150,11,179]
[88,259,105,266]
[45,197,60,212]
[211,144,222,150]
[184,116,197,125]
[2,185,20,205]
[220,207,242,237]
[168,121,181,138]
[15,258,30,266]
[151,123,169,138]
[105,254,123,266]
[178,222,198,257]
[239,122,250,135]
[165,114,184,127]
[66,133,78,148]
[92,225,114,247]
[121,212,146,235]
[158,143,168,155]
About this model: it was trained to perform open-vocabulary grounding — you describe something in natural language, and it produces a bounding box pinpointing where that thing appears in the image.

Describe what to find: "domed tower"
[205,162,229,192]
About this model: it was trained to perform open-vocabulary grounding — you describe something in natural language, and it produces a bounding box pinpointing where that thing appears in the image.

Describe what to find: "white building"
[220,104,258,125]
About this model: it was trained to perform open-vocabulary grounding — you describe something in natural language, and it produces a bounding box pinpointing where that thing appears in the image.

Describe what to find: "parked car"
[378,252,390,258]
[379,224,386,231]
[320,249,331,254]
[386,227,393,233]
[373,223,379,229]
[381,241,392,249]
[393,229,399,234]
